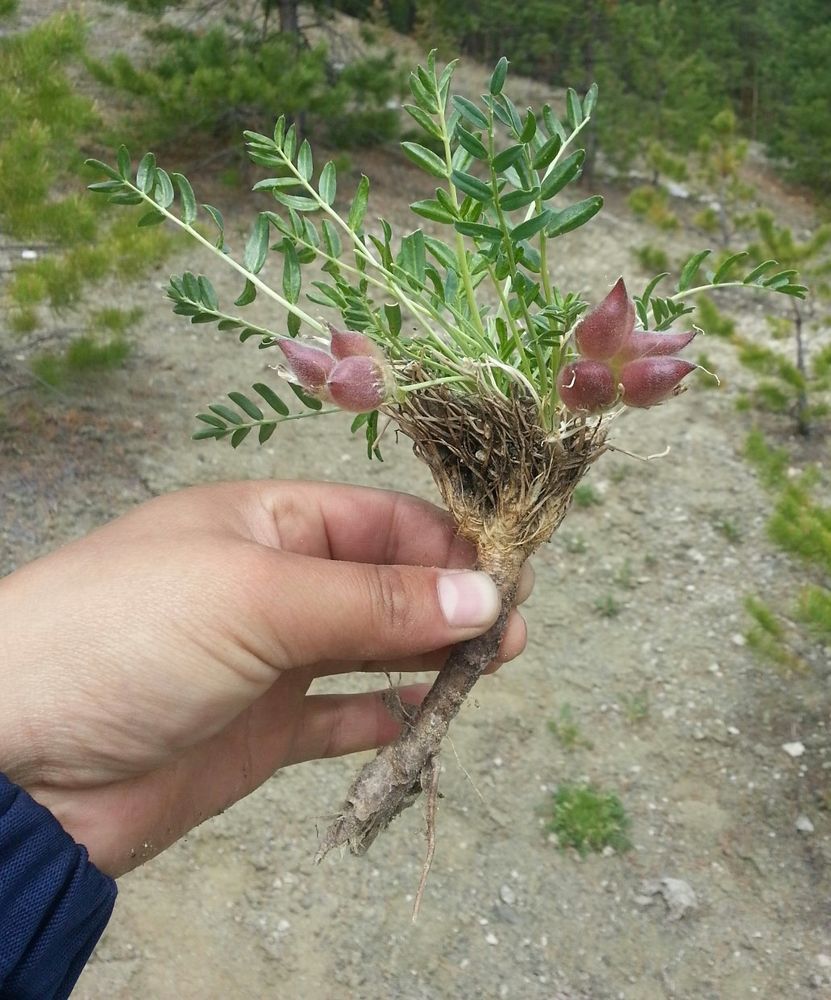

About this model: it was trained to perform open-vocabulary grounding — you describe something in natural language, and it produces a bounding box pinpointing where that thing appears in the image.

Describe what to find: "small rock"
[731,633,747,647]
[817,954,831,969]
[783,741,806,758]
[638,877,698,921]
[796,815,815,833]
[499,884,516,906]
[20,249,38,260]
[484,931,499,945]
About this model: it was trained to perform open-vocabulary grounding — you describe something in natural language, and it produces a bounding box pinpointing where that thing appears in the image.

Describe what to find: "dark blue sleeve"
[0,774,117,999]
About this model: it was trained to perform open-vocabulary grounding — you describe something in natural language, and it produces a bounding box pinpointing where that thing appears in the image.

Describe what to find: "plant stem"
[488,118,548,392]
[435,84,488,342]
[129,184,326,333]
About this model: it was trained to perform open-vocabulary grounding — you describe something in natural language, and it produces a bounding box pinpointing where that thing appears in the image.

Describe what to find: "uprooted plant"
[86,53,805,879]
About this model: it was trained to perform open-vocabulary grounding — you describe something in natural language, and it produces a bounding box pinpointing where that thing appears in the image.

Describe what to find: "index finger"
[255,480,477,569]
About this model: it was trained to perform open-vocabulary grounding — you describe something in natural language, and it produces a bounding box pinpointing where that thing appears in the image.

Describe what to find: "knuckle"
[366,564,416,636]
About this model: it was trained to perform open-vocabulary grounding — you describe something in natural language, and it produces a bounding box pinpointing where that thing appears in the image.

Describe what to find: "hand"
[0,481,531,876]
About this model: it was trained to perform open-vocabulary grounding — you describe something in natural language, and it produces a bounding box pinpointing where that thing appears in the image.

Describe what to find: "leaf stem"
[434,76,488,341]
[128,183,326,333]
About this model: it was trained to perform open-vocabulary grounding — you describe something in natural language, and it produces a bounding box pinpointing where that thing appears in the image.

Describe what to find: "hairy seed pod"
[557,359,617,413]
[616,330,696,362]
[327,355,390,412]
[619,357,697,407]
[328,323,381,361]
[277,339,335,393]
[574,277,635,361]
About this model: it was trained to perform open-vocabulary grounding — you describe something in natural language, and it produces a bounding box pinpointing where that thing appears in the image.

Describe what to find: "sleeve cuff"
[0,773,117,999]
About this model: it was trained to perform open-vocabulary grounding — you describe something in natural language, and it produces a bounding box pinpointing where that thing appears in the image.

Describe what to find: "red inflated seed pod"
[574,277,636,361]
[277,339,335,394]
[557,359,617,413]
[619,357,696,407]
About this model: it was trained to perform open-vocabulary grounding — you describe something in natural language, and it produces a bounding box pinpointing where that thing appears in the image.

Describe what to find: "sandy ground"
[2,4,831,998]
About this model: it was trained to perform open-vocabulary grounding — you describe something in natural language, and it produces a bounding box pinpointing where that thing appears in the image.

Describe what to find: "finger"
[495,609,527,665]
[284,682,432,765]
[516,560,535,605]
[256,481,477,568]
[247,548,502,668]
[315,607,527,678]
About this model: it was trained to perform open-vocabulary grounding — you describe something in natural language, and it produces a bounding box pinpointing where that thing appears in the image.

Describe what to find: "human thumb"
[250,551,502,669]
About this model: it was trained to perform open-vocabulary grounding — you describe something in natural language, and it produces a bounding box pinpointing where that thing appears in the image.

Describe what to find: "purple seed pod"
[574,277,636,361]
[327,323,381,361]
[327,355,390,412]
[277,339,335,393]
[616,330,696,363]
[557,359,617,413]
[619,357,697,407]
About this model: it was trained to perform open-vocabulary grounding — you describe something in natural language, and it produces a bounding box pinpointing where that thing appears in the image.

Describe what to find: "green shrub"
[89,20,402,151]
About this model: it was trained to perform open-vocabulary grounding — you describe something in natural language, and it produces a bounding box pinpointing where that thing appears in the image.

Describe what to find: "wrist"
[0,575,44,786]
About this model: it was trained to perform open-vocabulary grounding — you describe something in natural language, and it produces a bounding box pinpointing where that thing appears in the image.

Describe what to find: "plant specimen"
[87,53,803,865]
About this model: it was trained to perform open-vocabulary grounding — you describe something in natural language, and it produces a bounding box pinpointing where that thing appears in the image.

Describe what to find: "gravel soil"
[2,4,830,998]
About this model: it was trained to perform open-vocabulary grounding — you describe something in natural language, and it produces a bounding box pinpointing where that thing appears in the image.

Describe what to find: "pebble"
[484,931,499,945]
[499,884,516,906]
[782,741,806,758]
[796,815,815,833]
[638,877,698,921]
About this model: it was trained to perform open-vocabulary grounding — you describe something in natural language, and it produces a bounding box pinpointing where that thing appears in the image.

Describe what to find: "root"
[316,375,607,865]
[316,563,521,859]
[412,754,440,921]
